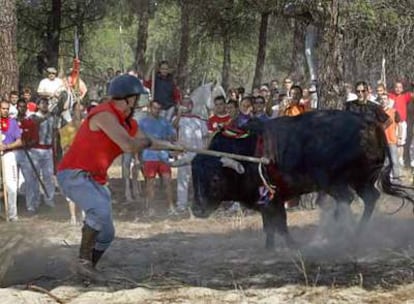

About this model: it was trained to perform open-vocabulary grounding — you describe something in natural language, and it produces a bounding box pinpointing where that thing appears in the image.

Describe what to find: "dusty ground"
[0,163,413,303]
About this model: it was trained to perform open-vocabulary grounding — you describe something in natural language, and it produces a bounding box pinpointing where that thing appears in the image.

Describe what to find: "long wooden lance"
[22,147,49,198]
[168,143,270,165]
[151,49,156,101]
[0,130,8,221]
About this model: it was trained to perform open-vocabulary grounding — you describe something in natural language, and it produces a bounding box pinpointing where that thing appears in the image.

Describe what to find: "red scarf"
[0,117,9,132]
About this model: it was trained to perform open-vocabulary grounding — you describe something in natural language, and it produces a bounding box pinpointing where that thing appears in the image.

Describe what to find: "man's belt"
[33,144,53,149]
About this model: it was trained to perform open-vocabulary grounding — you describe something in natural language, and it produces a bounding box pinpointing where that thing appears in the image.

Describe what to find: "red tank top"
[58,101,138,184]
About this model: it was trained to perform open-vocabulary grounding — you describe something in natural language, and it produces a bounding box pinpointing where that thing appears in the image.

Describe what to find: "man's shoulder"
[38,78,49,84]
[9,117,19,124]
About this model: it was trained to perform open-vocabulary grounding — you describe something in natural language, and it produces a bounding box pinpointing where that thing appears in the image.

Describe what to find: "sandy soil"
[0,163,413,303]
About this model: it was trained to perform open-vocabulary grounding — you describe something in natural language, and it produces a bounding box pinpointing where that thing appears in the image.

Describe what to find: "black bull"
[191,110,414,248]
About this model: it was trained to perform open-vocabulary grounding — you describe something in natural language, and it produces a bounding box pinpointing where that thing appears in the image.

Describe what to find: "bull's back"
[263,110,386,185]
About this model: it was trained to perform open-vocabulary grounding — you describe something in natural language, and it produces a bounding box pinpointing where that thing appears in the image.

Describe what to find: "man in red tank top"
[57,74,183,281]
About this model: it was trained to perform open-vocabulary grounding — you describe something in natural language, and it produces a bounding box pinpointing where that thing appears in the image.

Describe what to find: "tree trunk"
[343,37,357,83]
[0,0,18,97]
[289,19,306,84]
[135,0,150,73]
[222,32,231,93]
[176,0,190,92]
[317,0,344,109]
[252,11,270,91]
[45,0,62,69]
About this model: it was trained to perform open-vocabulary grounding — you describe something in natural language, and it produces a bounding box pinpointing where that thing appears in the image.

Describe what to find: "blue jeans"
[57,169,114,251]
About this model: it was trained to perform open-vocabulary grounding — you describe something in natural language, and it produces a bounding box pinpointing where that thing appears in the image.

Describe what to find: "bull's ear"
[243,118,264,135]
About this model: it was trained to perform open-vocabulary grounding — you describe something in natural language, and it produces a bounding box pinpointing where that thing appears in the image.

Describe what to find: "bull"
[191,110,414,249]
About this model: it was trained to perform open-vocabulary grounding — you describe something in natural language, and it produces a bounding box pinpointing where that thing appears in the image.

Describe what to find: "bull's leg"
[328,186,354,220]
[325,186,356,240]
[354,184,380,233]
[260,201,295,249]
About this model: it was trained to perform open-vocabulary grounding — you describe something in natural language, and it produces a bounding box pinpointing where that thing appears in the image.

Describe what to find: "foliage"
[343,0,414,85]
[14,0,414,98]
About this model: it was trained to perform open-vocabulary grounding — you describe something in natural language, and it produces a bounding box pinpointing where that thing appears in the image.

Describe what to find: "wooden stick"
[181,146,270,164]
[1,150,8,222]
[151,50,156,102]
[27,284,67,304]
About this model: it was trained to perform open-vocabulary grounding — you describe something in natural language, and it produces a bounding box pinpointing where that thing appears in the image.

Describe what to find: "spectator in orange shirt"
[280,85,306,117]
[380,93,401,180]
[388,81,414,166]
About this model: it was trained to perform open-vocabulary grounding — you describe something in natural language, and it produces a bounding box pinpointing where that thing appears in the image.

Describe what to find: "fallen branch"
[27,284,66,304]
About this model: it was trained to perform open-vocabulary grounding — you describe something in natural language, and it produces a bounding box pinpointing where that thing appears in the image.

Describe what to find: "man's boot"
[77,225,103,281]
[92,249,105,268]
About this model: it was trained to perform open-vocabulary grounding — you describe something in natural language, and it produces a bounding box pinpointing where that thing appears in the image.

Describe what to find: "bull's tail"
[379,146,414,212]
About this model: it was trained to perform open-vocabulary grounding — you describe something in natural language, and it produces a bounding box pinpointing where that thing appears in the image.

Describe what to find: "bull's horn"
[220,157,245,174]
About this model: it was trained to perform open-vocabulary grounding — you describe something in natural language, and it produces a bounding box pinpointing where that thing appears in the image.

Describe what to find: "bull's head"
[191,129,261,217]
[191,155,246,218]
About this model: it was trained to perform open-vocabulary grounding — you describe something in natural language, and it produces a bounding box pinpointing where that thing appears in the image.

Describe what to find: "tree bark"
[222,32,231,93]
[289,19,306,84]
[0,0,18,97]
[176,0,190,92]
[45,0,62,69]
[317,0,345,109]
[252,11,270,91]
[135,0,150,73]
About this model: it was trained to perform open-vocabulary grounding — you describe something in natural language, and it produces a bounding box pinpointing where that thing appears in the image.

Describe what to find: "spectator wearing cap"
[259,84,271,100]
[37,67,64,100]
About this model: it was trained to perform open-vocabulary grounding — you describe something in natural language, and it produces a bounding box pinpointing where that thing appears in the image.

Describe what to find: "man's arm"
[92,112,183,153]
[0,138,22,151]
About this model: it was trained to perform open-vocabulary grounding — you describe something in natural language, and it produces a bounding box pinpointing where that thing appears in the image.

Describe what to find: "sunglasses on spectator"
[356,89,366,93]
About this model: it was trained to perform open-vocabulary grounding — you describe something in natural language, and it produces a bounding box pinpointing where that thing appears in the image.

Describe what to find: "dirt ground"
[0,163,414,303]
